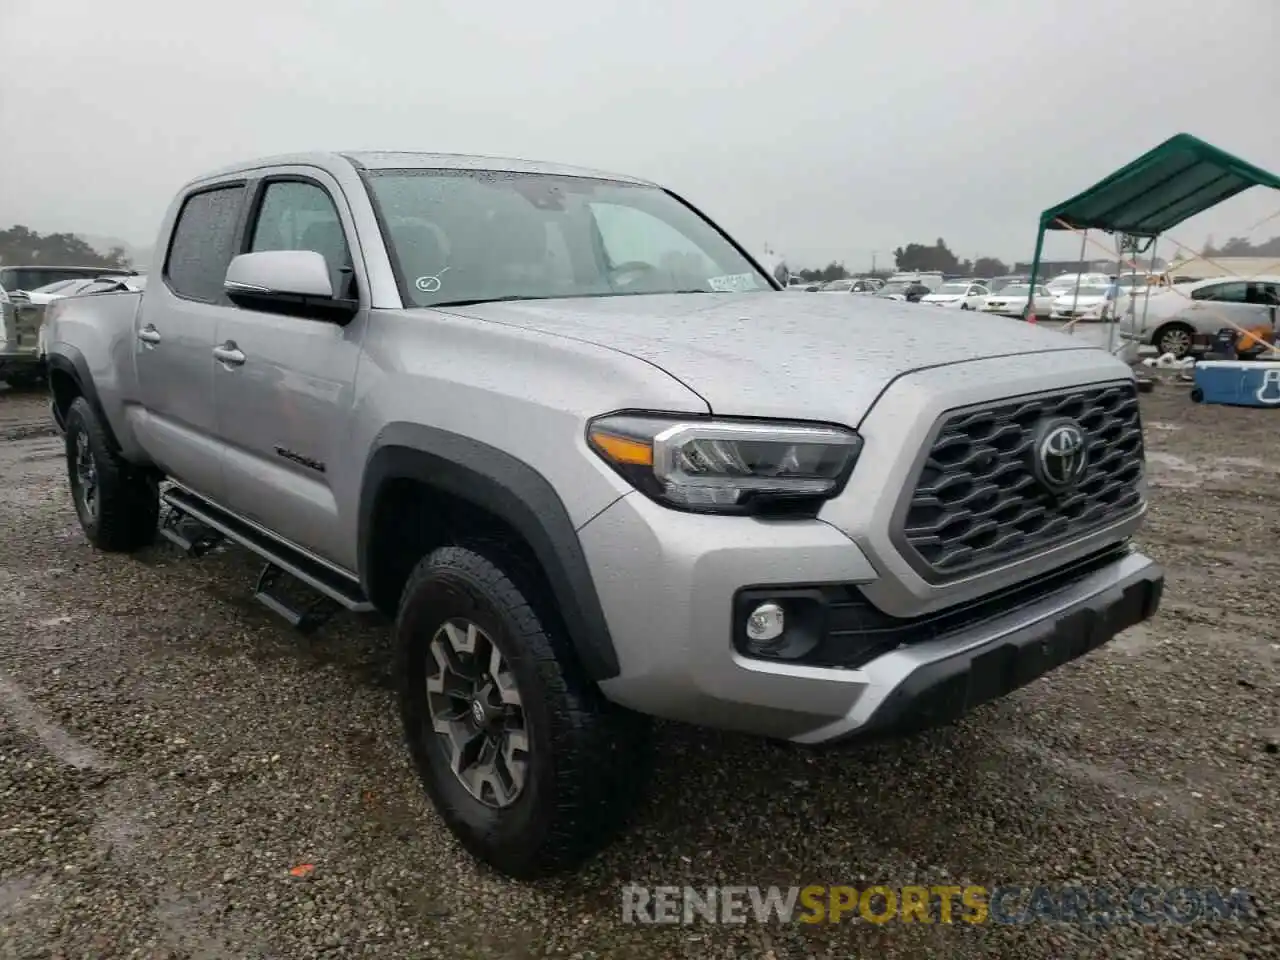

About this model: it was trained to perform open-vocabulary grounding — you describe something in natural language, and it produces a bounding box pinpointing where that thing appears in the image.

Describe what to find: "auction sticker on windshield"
[708,273,759,292]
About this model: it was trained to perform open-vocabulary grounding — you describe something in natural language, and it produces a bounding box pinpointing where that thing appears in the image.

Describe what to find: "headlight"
[587,413,862,514]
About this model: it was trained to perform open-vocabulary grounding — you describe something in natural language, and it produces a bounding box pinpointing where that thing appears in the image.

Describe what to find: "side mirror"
[224,250,356,323]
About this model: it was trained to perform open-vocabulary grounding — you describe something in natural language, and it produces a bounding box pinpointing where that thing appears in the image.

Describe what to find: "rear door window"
[1192,281,1248,303]
[164,184,247,303]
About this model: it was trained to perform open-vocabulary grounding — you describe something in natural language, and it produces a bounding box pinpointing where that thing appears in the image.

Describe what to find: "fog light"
[745,602,786,643]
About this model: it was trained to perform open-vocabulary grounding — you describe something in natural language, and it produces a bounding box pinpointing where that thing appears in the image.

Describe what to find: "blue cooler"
[1191,360,1280,408]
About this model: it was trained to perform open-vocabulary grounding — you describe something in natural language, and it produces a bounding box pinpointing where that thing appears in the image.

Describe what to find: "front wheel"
[64,397,159,552]
[395,543,651,878]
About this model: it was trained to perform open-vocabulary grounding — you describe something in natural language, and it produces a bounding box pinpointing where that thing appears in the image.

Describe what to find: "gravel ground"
[1,380,1277,959]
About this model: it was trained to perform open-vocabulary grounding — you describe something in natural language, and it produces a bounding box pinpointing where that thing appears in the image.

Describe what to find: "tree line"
[0,225,133,270]
[1201,234,1280,258]
[791,238,1010,283]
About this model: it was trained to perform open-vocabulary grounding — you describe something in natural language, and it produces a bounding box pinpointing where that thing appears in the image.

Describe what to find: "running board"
[253,561,343,634]
[159,507,225,557]
[160,486,373,615]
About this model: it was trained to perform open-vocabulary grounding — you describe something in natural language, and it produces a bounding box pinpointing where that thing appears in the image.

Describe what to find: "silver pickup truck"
[45,151,1164,878]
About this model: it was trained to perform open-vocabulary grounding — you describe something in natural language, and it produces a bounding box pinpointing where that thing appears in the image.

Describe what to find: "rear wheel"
[64,397,159,552]
[395,542,650,878]
[1154,322,1194,358]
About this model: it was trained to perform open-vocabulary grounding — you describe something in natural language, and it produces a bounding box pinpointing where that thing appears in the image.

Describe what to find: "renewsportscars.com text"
[621,884,1256,926]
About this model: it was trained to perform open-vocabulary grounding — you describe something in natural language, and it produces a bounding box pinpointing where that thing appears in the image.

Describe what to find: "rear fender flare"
[46,347,120,449]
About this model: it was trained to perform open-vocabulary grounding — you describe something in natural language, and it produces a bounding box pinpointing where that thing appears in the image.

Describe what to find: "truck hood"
[438,292,1097,423]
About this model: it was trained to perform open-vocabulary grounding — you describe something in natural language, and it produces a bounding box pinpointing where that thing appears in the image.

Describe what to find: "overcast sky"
[3,0,1278,270]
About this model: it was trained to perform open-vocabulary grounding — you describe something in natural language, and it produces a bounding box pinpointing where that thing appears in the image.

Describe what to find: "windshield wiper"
[429,296,549,308]
[431,290,718,307]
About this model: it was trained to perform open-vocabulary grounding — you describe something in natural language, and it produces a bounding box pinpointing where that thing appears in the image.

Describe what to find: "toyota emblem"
[1032,419,1088,491]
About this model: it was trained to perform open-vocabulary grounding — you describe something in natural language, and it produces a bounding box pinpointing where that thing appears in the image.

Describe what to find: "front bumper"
[815,553,1162,742]
[583,491,1164,744]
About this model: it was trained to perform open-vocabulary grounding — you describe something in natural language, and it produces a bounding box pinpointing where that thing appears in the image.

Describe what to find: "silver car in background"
[1123,275,1280,358]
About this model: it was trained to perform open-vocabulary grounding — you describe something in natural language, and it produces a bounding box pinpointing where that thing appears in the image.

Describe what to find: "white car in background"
[1050,283,1118,322]
[919,280,990,310]
[819,278,881,294]
[981,283,1057,319]
[1125,275,1280,358]
[1045,272,1113,298]
[986,275,1030,295]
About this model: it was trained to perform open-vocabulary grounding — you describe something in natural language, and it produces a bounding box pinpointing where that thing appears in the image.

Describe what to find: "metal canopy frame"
[1026,133,1280,303]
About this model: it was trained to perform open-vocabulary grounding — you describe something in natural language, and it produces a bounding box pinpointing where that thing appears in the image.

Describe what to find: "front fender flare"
[358,423,620,681]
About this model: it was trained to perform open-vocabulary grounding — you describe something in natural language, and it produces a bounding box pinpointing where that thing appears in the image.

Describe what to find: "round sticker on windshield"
[414,268,449,293]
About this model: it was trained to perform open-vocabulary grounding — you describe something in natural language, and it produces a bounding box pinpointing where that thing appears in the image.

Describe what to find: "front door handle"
[137,325,161,345]
[213,342,246,367]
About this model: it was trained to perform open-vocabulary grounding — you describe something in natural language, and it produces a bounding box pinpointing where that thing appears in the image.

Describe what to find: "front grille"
[898,382,1144,579]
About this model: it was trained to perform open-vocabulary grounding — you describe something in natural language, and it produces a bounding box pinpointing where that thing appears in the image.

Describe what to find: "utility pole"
[871,250,877,274]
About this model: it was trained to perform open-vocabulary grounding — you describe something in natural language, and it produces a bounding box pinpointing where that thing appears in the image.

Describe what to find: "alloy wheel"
[73,430,98,522]
[425,618,529,808]
[1159,327,1192,357]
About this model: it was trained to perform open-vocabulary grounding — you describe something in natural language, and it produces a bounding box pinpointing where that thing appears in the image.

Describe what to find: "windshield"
[935,283,970,294]
[1049,275,1104,290]
[999,285,1035,297]
[364,169,772,307]
[878,281,911,294]
[822,280,853,291]
[987,277,1024,293]
[1062,285,1111,297]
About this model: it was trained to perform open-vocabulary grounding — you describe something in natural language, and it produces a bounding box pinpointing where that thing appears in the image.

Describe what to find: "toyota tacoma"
[43,151,1163,878]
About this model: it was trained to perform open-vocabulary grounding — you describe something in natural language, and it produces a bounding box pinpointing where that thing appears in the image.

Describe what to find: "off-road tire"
[395,542,651,879]
[64,397,159,552]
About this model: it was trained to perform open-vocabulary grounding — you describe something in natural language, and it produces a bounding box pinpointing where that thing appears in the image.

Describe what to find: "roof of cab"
[187,151,655,187]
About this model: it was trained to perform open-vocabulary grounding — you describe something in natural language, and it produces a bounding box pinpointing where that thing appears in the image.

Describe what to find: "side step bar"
[159,508,225,557]
[160,486,374,621]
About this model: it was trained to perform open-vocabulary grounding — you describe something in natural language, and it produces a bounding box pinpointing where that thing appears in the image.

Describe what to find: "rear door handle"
[137,325,161,345]
[213,342,246,367]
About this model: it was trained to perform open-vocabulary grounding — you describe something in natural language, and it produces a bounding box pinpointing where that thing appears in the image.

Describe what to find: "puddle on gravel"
[1145,451,1274,488]
[1109,624,1159,655]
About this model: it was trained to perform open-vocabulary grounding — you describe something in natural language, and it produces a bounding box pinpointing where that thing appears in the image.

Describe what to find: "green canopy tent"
[1026,133,1280,354]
